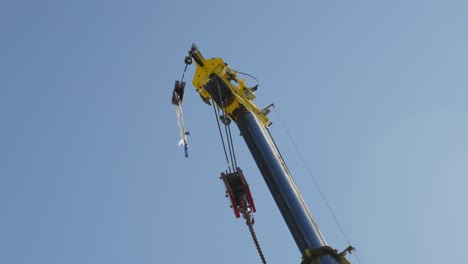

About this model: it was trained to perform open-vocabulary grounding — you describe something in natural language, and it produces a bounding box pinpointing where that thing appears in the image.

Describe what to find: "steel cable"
[272,105,362,264]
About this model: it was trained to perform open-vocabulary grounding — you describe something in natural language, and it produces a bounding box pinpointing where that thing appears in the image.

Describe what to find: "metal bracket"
[301,246,353,264]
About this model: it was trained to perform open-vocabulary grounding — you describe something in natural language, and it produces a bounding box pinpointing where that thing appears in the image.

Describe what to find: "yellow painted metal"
[190,50,271,127]
[302,247,352,264]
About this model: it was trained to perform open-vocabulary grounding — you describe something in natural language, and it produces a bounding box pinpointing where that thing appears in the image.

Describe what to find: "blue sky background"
[1,1,468,263]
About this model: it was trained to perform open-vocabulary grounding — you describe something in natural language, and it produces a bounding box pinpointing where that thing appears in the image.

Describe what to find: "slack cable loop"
[272,105,362,264]
[238,71,259,87]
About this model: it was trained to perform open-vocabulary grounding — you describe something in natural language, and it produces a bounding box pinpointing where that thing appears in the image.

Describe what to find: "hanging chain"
[246,216,267,264]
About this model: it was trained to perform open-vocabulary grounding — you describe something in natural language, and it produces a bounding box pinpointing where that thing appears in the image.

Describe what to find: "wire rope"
[237,71,259,86]
[223,114,237,171]
[272,105,362,264]
[212,100,232,173]
[226,124,238,169]
[180,63,188,83]
[215,77,239,171]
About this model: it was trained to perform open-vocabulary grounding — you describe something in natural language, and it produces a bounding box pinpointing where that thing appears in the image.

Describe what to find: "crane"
[172,44,355,264]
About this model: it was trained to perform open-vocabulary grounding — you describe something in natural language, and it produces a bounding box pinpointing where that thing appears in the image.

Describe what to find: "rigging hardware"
[170,46,198,158]
[171,80,190,157]
[221,168,267,264]
[301,246,355,264]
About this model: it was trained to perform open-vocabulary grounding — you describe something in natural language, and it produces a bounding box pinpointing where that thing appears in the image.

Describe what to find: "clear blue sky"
[1,1,467,263]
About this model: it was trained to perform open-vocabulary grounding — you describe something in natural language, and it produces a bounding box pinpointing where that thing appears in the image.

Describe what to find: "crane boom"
[185,44,352,264]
